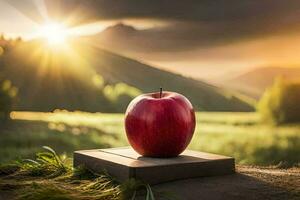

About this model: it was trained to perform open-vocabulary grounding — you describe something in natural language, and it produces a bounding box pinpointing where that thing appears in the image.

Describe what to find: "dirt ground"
[0,165,299,200]
[153,165,300,200]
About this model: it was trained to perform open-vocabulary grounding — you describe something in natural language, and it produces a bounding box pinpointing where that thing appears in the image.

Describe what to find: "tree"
[103,83,141,112]
[257,77,300,124]
[0,80,18,121]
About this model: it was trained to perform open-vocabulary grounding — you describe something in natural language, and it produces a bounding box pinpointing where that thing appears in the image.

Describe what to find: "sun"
[39,22,68,45]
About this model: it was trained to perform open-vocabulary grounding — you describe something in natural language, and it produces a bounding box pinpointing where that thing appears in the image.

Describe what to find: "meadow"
[1,111,299,167]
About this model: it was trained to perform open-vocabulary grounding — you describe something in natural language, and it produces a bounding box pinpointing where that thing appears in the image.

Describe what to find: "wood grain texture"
[74,147,235,184]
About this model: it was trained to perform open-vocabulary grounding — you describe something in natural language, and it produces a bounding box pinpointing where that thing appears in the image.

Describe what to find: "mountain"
[101,23,138,36]
[0,39,253,112]
[91,23,176,55]
[215,67,300,99]
[94,23,144,53]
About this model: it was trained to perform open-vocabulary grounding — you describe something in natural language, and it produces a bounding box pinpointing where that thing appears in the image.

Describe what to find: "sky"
[1,0,300,80]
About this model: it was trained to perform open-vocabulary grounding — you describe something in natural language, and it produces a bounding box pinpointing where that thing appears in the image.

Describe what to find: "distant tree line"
[0,34,23,53]
[0,80,18,121]
[0,35,20,121]
[0,35,141,114]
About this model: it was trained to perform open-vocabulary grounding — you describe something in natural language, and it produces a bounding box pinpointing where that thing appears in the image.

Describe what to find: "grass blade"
[130,190,136,200]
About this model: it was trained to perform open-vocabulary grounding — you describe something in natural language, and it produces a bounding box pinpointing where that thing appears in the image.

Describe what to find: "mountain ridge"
[215,66,300,99]
[0,39,253,112]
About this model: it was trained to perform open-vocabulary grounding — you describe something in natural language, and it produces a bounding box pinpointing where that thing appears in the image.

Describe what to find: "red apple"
[125,90,196,157]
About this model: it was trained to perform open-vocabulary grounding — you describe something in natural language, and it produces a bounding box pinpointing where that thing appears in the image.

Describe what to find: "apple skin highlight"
[125,91,196,157]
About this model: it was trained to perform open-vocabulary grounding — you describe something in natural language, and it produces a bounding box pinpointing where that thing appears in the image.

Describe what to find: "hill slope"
[216,67,300,99]
[0,39,253,112]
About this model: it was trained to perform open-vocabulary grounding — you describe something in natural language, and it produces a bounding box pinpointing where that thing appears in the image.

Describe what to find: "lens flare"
[39,22,68,45]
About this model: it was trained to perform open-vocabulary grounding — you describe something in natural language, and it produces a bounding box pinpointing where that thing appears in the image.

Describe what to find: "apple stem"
[160,87,163,98]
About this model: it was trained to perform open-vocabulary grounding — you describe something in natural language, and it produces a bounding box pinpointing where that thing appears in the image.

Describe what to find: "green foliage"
[103,83,141,111]
[257,77,300,124]
[0,146,69,177]
[0,147,164,200]
[18,146,71,177]
[0,79,17,120]
[72,165,98,180]
[92,74,105,89]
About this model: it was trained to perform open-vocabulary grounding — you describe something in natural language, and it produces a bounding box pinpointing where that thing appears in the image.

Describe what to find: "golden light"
[38,22,68,45]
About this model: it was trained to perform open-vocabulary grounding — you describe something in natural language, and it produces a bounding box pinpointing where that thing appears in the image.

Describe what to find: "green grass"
[1,111,299,167]
[0,147,160,200]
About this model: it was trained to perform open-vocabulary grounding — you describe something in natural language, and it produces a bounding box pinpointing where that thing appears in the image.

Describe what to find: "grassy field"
[1,111,299,167]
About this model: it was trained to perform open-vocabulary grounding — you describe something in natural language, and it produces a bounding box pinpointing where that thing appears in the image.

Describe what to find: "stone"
[73,147,235,184]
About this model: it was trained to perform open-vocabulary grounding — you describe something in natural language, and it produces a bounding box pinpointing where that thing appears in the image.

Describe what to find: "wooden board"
[74,147,235,184]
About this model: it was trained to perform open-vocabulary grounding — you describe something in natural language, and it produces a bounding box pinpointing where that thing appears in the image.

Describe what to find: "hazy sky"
[1,0,300,80]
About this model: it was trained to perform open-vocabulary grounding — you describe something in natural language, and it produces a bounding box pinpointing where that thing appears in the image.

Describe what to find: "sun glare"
[39,22,68,45]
